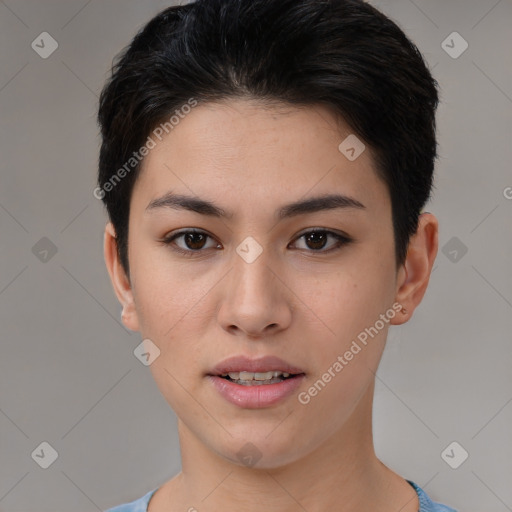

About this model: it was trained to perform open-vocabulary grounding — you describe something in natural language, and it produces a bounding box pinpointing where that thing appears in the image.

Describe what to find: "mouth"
[218,370,302,386]
[209,355,306,383]
[207,355,306,408]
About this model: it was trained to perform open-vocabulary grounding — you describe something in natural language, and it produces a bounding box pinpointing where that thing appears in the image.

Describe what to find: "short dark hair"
[97,0,439,277]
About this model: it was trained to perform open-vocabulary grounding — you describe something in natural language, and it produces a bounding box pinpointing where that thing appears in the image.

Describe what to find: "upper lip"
[209,355,305,376]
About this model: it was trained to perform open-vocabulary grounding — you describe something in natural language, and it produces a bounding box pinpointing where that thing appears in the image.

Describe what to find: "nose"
[216,246,292,338]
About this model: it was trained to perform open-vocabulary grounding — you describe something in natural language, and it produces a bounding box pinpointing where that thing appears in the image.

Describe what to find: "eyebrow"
[145,192,366,219]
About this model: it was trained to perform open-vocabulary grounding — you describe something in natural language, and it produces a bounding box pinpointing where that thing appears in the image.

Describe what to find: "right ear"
[103,222,140,332]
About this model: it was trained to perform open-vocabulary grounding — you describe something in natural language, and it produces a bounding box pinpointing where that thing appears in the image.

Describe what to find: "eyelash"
[160,228,353,258]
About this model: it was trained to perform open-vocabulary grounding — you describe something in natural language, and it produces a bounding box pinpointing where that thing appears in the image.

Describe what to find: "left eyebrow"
[144,192,366,219]
[276,193,366,219]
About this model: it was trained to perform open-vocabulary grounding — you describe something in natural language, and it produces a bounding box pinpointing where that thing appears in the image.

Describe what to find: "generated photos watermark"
[298,302,403,405]
[93,98,198,200]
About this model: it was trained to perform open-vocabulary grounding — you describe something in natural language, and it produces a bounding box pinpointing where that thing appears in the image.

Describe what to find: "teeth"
[223,371,292,380]
[236,378,285,386]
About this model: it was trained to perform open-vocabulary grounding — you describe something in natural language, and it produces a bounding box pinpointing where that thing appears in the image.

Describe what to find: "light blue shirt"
[104,480,457,511]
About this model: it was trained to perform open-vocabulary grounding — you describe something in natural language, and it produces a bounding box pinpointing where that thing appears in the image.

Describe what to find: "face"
[108,99,411,468]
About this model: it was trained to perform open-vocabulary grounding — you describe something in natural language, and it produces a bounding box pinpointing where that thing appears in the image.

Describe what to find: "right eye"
[161,229,222,257]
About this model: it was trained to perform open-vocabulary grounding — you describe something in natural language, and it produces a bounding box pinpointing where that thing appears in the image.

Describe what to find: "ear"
[103,222,140,332]
[390,213,438,325]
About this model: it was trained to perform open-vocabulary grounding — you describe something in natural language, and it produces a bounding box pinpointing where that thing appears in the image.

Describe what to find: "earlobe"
[103,222,140,332]
[390,213,438,326]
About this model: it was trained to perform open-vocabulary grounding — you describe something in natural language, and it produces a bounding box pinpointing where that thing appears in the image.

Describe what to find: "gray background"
[0,0,511,511]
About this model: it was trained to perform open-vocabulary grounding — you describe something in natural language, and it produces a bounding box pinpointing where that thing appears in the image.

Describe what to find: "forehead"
[131,99,389,217]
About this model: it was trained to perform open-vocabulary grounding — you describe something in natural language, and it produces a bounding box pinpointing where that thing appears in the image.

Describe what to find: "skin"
[104,99,438,512]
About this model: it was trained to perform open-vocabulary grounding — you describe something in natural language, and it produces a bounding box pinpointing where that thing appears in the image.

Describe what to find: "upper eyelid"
[293,227,350,238]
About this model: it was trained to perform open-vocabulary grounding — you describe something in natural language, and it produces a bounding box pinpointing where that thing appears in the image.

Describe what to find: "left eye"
[290,230,352,252]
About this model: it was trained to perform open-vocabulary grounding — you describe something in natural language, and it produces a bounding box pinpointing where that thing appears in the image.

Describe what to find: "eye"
[289,229,352,253]
[161,229,221,257]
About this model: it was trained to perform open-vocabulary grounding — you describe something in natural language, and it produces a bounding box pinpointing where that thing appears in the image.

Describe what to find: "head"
[98,0,439,469]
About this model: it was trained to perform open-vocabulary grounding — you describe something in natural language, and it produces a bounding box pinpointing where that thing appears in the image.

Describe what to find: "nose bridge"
[231,239,276,305]
[216,238,291,336]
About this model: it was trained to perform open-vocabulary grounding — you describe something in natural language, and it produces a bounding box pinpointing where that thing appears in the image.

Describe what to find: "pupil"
[185,233,206,250]
[306,232,327,250]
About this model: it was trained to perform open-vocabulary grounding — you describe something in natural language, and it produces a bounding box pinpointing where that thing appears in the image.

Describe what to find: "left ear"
[390,212,438,325]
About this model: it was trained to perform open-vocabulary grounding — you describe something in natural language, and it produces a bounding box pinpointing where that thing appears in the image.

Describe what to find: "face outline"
[104,99,438,470]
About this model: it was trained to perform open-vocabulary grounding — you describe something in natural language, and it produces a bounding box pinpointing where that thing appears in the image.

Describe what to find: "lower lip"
[208,375,305,408]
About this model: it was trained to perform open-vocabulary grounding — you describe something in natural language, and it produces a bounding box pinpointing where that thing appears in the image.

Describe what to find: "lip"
[208,375,305,409]
[207,355,306,409]
[209,355,305,376]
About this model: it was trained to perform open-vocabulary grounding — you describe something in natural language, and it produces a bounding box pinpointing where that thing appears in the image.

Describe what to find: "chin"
[213,431,312,471]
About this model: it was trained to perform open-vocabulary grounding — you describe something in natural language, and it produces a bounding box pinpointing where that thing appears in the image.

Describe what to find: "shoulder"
[104,488,158,512]
[407,480,458,512]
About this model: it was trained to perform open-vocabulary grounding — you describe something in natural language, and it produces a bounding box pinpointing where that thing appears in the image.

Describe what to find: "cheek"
[291,253,396,402]
[296,263,392,340]
[130,244,207,332]
[130,260,222,396]
[295,272,391,426]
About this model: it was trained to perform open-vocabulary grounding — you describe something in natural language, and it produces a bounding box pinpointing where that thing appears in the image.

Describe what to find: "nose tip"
[216,253,292,338]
